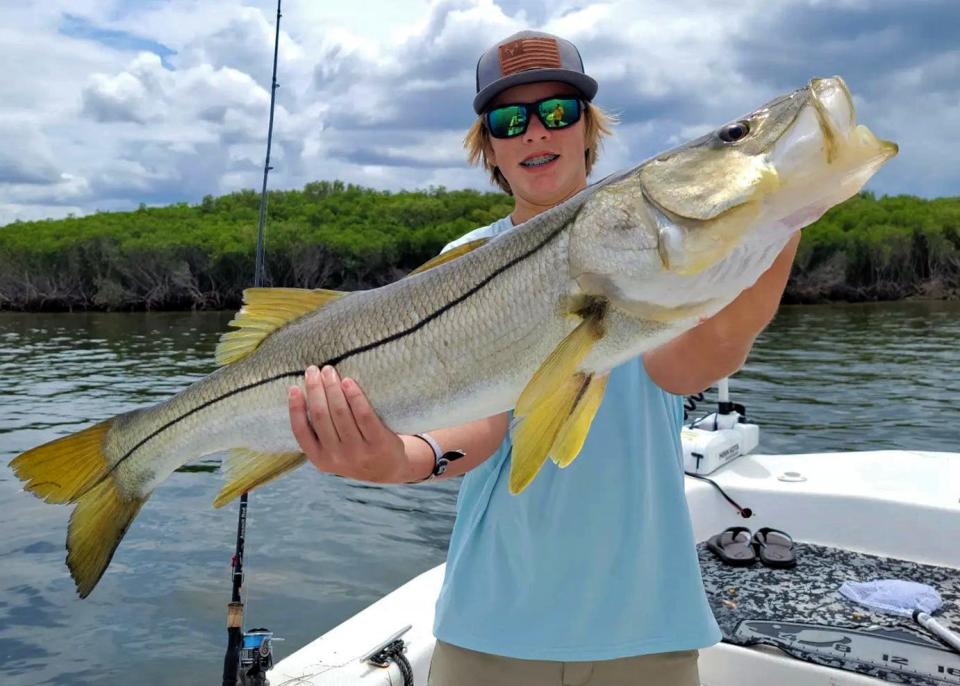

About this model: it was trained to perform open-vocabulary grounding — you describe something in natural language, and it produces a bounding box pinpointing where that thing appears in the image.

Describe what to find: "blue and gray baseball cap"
[473,30,598,114]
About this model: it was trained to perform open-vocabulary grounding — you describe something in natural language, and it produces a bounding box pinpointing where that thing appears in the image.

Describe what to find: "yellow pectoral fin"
[552,372,609,469]
[509,373,590,494]
[509,304,606,494]
[213,448,307,508]
[406,238,490,276]
[216,287,347,366]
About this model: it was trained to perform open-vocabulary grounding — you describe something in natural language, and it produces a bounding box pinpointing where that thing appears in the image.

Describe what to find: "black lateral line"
[109,220,570,475]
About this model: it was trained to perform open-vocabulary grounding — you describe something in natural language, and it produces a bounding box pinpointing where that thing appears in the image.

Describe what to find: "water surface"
[0,302,957,684]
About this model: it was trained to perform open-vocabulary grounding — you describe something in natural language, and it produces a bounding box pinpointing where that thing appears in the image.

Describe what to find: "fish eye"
[718,121,750,143]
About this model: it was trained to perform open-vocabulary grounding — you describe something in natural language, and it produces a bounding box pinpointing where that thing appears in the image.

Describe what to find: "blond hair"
[464,102,617,195]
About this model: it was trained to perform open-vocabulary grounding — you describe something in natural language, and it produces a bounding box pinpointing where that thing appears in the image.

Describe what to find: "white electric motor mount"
[681,412,759,475]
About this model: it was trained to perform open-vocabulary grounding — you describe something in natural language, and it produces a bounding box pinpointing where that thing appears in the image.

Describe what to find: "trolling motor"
[681,378,759,475]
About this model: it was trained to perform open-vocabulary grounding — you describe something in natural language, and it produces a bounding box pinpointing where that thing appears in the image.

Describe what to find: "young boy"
[288,30,799,686]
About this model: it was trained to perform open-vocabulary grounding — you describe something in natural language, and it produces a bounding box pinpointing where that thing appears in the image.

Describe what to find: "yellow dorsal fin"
[213,448,307,508]
[508,297,608,494]
[550,372,609,468]
[215,238,488,367]
[407,238,490,276]
[215,287,347,366]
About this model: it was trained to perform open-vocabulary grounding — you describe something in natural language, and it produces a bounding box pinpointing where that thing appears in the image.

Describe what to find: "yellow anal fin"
[10,420,112,504]
[67,477,148,598]
[509,299,607,495]
[406,238,490,276]
[213,448,307,508]
[216,287,347,366]
[551,372,609,468]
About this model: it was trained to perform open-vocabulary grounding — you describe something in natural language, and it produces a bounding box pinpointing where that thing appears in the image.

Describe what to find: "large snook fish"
[12,77,896,597]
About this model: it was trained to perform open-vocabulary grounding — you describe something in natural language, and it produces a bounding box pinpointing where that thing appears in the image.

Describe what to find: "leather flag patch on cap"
[498,37,562,75]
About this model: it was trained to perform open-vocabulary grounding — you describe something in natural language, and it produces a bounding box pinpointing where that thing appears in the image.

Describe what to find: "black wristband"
[407,433,465,483]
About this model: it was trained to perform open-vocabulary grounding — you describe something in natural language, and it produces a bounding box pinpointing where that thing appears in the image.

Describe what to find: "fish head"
[643,75,898,275]
[570,76,897,313]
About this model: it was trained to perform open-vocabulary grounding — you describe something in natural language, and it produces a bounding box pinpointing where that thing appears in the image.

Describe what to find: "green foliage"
[0,182,512,310]
[790,192,960,302]
[0,185,956,310]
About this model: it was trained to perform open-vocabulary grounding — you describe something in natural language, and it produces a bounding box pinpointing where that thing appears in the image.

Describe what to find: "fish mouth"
[763,76,898,234]
[770,77,898,182]
[808,76,898,164]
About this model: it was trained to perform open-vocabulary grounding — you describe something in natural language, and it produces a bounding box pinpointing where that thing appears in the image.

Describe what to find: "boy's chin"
[516,179,576,206]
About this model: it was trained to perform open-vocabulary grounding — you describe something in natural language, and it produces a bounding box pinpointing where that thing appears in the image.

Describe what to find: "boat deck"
[269,450,960,685]
[699,540,960,685]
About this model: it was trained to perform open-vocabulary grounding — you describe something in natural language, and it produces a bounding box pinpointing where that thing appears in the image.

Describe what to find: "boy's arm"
[643,233,801,396]
[399,413,510,483]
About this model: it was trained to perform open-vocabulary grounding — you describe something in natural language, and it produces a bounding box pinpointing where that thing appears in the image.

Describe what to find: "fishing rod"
[222,1,282,684]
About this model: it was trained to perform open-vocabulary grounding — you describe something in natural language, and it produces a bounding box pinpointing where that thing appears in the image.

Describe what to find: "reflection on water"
[0,302,957,685]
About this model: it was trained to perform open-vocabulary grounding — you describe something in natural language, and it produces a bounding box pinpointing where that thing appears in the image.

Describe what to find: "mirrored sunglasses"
[485,96,583,139]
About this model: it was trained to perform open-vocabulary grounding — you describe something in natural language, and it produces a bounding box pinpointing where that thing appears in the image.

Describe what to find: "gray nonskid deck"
[698,541,960,685]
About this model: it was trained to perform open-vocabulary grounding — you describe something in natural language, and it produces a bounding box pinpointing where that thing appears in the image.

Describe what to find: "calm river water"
[0,301,957,685]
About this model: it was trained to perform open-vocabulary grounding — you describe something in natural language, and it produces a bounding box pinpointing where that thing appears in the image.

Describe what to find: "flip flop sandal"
[707,526,757,566]
[752,527,798,568]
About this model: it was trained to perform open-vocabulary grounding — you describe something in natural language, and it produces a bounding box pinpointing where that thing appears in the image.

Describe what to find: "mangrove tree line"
[0,182,956,311]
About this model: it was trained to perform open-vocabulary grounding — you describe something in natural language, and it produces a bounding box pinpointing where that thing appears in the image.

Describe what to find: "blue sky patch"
[59,13,176,69]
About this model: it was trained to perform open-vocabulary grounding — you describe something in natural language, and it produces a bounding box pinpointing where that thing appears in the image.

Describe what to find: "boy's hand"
[288,365,409,483]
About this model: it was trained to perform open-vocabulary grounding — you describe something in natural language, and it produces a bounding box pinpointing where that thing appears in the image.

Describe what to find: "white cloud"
[0,122,64,185]
[1,174,91,208]
[83,54,167,123]
[0,0,957,226]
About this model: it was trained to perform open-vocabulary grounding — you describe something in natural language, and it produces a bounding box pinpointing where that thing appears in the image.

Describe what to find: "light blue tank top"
[432,217,722,660]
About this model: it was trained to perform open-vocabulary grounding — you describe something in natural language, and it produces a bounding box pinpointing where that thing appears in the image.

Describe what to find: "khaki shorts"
[428,640,700,686]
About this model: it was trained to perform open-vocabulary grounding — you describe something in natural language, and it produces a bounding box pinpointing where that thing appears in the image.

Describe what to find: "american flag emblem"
[498,37,562,75]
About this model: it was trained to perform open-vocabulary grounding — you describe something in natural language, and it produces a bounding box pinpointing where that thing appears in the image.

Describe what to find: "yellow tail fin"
[10,420,112,504]
[67,478,147,598]
[11,419,149,597]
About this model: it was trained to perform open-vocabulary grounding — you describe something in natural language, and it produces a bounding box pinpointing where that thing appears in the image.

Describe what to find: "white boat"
[267,409,960,685]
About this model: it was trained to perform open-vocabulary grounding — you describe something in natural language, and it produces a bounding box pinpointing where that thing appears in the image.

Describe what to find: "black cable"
[683,385,754,517]
[688,412,716,430]
[684,471,754,519]
[686,388,748,428]
[683,391,705,421]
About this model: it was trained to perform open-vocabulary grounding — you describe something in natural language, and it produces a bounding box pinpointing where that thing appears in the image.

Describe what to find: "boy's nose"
[524,114,550,142]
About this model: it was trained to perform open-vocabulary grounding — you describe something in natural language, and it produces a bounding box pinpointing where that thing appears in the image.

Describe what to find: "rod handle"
[915,610,960,654]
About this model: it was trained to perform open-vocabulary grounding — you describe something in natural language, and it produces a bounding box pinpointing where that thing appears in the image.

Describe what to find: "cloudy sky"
[1,0,957,226]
